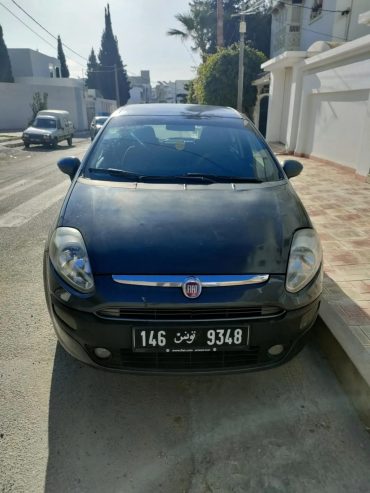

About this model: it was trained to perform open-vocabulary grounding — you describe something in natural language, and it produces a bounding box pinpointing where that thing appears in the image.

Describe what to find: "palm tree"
[167,6,216,62]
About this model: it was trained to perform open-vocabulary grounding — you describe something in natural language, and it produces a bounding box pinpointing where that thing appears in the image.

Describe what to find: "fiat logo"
[182,277,202,299]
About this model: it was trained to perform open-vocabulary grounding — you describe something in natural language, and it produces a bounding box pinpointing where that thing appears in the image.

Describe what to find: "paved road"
[1,141,370,493]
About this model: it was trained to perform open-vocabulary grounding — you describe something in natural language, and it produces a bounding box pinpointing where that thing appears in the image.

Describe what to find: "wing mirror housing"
[283,159,303,179]
[57,157,81,180]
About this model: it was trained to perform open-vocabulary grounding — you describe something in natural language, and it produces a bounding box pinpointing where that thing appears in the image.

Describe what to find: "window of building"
[310,0,323,21]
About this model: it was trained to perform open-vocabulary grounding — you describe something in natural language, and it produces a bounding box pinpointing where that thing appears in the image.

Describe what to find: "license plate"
[132,327,249,352]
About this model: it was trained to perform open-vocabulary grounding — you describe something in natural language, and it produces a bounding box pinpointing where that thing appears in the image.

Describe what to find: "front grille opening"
[87,346,261,371]
[96,306,285,321]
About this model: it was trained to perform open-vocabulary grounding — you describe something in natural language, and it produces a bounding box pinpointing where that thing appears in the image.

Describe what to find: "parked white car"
[22,110,74,149]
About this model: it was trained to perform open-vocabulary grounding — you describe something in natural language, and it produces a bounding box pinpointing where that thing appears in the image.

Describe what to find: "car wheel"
[52,138,58,149]
[24,143,30,148]
[67,136,73,146]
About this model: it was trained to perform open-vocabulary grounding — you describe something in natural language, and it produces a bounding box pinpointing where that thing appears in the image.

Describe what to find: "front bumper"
[44,258,322,374]
[23,135,51,145]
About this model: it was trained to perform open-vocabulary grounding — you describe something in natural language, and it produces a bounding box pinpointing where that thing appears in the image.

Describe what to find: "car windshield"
[95,117,108,125]
[33,118,56,129]
[84,115,283,183]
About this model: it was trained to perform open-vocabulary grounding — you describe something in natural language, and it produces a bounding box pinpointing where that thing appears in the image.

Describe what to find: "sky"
[0,0,201,84]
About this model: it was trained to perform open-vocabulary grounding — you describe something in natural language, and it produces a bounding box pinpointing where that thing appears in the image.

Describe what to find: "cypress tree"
[0,25,14,82]
[86,48,99,90]
[98,4,130,106]
[57,35,70,78]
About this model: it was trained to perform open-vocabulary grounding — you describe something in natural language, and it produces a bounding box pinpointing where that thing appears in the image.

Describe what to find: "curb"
[316,301,370,426]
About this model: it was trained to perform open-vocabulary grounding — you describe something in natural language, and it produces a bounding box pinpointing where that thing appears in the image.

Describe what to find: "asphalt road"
[1,140,370,493]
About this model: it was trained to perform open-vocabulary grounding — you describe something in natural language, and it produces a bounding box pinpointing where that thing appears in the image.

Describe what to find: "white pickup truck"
[22,110,74,148]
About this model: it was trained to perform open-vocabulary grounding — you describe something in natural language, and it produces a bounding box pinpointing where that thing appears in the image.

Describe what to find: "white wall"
[279,67,292,143]
[303,90,368,167]
[263,34,370,177]
[294,52,370,176]
[0,80,88,130]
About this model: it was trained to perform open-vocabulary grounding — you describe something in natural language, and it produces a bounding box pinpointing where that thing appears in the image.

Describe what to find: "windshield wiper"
[181,173,263,183]
[88,168,142,180]
[88,169,217,184]
[87,169,263,184]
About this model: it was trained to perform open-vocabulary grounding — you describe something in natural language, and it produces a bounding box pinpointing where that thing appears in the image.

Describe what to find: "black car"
[90,115,109,141]
[44,104,323,374]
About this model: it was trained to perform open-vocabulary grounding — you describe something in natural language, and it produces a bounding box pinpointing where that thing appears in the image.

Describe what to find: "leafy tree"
[0,25,14,82]
[168,1,271,58]
[98,4,130,106]
[86,48,99,90]
[29,92,48,124]
[193,44,266,118]
[184,81,198,103]
[57,35,70,78]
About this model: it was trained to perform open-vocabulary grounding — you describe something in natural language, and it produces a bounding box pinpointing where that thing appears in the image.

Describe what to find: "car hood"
[24,126,54,136]
[61,179,310,275]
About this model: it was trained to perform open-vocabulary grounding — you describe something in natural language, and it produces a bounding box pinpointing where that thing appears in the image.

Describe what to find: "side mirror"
[283,159,303,179]
[57,157,81,180]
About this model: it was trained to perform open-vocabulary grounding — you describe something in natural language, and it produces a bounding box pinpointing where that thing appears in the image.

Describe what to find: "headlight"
[286,229,322,293]
[23,133,28,138]
[49,227,94,293]
[43,134,51,139]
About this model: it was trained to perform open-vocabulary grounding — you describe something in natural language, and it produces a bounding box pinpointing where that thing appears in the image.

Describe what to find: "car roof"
[113,104,242,119]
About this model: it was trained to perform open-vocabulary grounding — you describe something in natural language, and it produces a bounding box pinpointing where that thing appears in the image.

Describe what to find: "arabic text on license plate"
[132,327,249,352]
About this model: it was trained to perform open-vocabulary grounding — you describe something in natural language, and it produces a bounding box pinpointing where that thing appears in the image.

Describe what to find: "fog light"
[94,347,111,359]
[268,344,284,356]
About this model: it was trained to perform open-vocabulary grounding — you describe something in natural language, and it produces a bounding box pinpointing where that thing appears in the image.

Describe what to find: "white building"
[1,48,118,131]
[127,71,152,104]
[258,1,370,179]
[270,0,370,57]
[8,48,61,79]
[153,80,190,103]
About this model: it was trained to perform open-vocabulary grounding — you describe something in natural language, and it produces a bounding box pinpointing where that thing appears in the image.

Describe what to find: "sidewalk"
[277,152,370,399]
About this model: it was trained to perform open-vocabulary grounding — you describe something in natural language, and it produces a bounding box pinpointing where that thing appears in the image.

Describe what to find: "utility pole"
[114,64,120,108]
[233,1,264,113]
[216,0,224,48]
[237,15,246,112]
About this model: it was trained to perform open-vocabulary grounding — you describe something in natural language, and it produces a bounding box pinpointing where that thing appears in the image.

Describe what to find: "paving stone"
[291,157,370,353]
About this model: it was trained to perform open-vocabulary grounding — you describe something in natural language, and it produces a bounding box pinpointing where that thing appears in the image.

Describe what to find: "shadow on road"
[24,144,77,153]
[44,344,194,493]
[44,340,370,493]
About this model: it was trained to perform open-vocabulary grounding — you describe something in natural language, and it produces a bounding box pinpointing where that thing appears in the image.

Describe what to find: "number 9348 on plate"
[133,327,250,352]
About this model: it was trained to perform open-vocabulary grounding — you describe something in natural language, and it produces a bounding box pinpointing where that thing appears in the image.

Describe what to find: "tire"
[24,143,30,148]
[52,138,58,149]
[67,136,72,146]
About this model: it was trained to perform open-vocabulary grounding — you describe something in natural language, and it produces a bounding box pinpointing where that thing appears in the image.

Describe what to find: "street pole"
[216,0,224,48]
[237,15,246,112]
[114,64,120,108]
